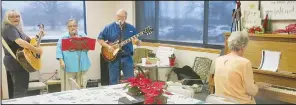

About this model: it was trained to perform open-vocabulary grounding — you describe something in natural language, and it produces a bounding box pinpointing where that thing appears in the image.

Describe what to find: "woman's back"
[214,55,257,104]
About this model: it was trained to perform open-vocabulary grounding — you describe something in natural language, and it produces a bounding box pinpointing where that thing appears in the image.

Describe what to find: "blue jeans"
[109,55,134,85]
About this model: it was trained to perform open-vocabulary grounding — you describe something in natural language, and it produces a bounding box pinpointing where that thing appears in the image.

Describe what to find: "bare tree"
[184,1,203,19]
[24,1,70,30]
[22,1,84,30]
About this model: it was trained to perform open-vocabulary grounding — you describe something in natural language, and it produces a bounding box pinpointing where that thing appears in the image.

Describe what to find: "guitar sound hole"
[31,51,40,58]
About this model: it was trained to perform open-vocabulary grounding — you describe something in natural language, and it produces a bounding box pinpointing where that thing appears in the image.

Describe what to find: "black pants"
[100,54,109,86]
[7,71,14,98]
[3,56,29,98]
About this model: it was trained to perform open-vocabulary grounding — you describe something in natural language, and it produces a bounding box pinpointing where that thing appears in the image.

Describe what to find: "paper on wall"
[156,46,175,66]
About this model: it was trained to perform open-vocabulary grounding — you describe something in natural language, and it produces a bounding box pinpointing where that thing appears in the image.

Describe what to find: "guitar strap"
[1,38,17,60]
[118,24,125,47]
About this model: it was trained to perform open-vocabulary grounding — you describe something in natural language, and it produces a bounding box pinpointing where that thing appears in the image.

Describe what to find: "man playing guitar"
[97,8,141,85]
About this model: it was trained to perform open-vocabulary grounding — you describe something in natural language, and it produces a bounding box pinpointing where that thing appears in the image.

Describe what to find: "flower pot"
[127,87,143,96]
[169,58,175,66]
[157,95,168,104]
[144,95,167,104]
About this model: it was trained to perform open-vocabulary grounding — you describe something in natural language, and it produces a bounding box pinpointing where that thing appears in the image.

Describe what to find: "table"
[2,84,207,104]
[136,63,176,81]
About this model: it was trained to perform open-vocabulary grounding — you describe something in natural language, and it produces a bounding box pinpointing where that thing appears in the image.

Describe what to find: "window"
[208,1,235,45]
[136,1,235,48]
[159,1,204,43]
[2,1,86,42]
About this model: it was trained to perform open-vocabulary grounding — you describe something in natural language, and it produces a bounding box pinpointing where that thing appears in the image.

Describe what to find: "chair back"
[219,48,225,56]
[68,78,80,90]
[192,57,212,83]
[205,94,239,104]
[29,71,41,82]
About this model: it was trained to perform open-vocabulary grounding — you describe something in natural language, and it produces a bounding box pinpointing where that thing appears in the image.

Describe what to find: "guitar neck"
[36,24,44,47]
[119,31,145,46]
[36,36,43,47]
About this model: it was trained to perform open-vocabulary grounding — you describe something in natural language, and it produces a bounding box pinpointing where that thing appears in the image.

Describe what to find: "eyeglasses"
[9,15,20,18]
[68,25,78,28]
[116,15,126,18]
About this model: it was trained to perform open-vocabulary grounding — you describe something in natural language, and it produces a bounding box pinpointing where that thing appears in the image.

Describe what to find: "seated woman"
[214,30,270,104]
[56,19,91,91]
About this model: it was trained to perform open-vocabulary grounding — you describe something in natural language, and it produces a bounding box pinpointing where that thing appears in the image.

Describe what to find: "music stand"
[61,37,96,90]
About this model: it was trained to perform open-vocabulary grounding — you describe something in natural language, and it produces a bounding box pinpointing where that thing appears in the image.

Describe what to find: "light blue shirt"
[56,32,91,72]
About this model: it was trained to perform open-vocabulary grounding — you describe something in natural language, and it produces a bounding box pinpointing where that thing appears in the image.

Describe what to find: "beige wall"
[4,1,294,83]
[137,46,219,81]
[29,1,136,80]
[29,1,219,81]
[2,51,9,99]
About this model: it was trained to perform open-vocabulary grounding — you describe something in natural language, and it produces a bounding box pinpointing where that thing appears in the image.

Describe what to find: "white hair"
[227,30,249,52]
[116,8,127,16]
[2,9,24,32]
[66,19,77,26]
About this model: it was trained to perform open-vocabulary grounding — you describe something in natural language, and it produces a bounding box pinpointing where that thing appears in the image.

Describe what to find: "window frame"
[136,1,233,49]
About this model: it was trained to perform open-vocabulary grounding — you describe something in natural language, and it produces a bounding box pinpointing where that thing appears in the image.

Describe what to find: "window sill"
[140,41,222,54]
[40,42,57,46]
[39,41,222,54]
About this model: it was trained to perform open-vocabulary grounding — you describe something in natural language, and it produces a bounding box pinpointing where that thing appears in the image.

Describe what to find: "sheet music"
[156,46,175,66]
[259,50,281,72]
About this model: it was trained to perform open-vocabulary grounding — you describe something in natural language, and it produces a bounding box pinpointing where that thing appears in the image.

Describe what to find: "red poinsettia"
[248,26,263,34]
[124,74,173,104]
[138,78,152,89]
[124,73,147,87]
[140,81,171,104]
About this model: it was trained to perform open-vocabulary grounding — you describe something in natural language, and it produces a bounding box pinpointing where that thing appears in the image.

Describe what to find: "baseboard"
[97,79,101,83]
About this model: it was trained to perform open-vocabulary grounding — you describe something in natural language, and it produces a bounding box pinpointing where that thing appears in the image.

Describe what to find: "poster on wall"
[243,10,262,28]
[261,1,296,20]
[241,1,259,11]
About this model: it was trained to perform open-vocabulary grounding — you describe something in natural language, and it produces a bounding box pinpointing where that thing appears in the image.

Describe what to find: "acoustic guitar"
[16,24,45,72]
[102,26,153,62]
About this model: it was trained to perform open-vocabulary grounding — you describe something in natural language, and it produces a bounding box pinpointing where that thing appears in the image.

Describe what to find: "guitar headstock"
[143,26,153,35]
[38,24,44,30]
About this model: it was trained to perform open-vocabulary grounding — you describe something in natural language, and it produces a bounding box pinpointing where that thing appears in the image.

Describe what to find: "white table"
[2,83,207,104]
[135,63,176,81]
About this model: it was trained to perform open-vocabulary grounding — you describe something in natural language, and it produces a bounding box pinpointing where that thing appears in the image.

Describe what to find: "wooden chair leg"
[209,86,215,94]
